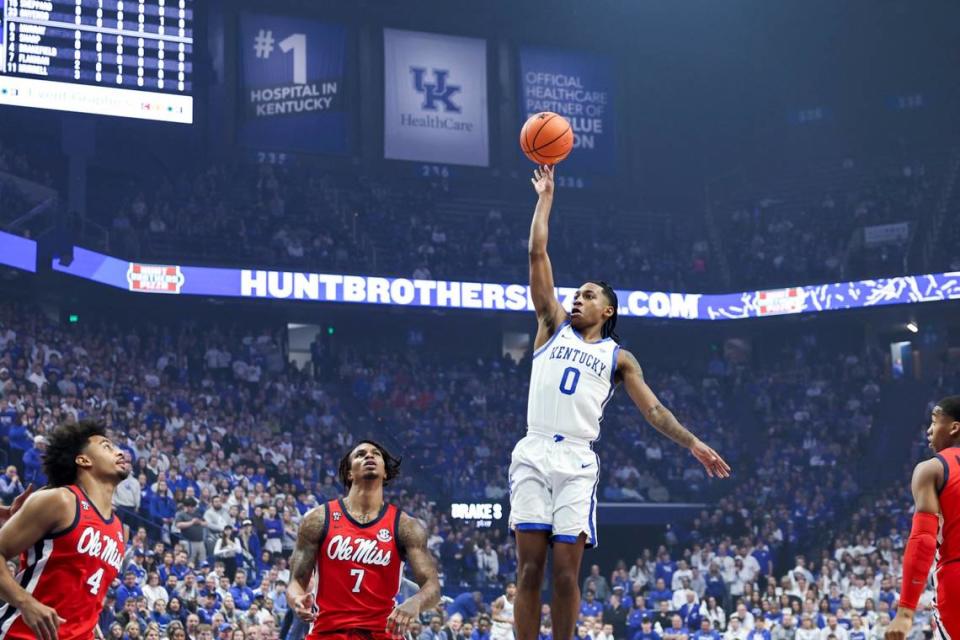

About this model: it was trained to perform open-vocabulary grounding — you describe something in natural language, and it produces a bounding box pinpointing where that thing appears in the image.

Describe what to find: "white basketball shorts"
[508,431,600,547]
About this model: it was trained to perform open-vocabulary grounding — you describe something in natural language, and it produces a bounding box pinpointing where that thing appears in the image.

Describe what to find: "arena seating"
[0,300,939,640]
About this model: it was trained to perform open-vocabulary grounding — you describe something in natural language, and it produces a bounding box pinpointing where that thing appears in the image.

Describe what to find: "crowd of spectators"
[0,295,943,640]
[3,129,957,296]
[92,160,718,294]
[713,154,946,291]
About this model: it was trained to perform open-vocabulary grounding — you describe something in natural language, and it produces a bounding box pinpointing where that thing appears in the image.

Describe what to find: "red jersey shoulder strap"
[48,485,82,538]
[386,504,413,560]
[69,484,118,525]
[318,500,333,543]
[935,448,960,494]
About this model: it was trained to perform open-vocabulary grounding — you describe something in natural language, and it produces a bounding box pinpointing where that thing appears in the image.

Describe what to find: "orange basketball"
[520,112,574,165]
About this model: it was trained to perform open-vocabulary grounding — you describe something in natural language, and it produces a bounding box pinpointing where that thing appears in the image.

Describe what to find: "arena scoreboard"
[0,0,193,122]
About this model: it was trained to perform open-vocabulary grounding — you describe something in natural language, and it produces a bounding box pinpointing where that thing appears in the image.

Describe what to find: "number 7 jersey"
[527,321,620,444]
[307,499,405,638]
[0,485,124,640]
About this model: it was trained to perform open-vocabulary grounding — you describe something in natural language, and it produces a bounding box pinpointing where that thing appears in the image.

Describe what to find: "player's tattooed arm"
[388,513,441,636]
[618,349,731,478]
[287,506,325,622]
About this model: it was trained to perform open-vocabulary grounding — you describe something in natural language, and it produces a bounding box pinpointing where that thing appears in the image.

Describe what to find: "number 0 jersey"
[307,499,405,636]
[0,485,124,640]
[527,321,620,444]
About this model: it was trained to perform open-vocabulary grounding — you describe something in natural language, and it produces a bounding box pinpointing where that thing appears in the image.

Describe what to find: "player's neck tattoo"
[344,497,382,523]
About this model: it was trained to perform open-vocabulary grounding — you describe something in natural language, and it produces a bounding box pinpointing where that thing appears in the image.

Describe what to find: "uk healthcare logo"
[410,68,461,112]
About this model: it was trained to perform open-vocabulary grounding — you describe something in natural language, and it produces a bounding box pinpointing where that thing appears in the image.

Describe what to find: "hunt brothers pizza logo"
[126,263,185,294]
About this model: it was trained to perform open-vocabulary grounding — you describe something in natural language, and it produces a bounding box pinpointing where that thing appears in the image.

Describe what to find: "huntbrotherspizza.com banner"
[50,246,960,321]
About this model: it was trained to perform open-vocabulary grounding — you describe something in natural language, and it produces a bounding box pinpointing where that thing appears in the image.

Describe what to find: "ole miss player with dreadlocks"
[287,440,440,640]
[509,165,732,640]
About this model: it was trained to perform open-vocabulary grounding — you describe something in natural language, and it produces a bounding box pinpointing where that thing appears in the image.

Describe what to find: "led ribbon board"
[0,231,36,272]
[53,246,960,320]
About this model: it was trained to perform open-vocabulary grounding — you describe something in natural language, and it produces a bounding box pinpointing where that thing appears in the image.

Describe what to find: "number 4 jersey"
[0,485,124,640]
[527,320,620,444]
[307,499,405,638]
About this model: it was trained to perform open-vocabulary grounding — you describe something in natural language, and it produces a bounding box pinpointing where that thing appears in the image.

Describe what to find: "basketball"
[520,112,574,165]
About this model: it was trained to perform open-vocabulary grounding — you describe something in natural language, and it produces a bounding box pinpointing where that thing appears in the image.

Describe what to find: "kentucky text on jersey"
[545,345,608,378]
[527,322,619,443]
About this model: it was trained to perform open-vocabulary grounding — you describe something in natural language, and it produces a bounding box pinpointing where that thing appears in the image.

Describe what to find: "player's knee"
[552,569,579,597]
[517,561,545,590]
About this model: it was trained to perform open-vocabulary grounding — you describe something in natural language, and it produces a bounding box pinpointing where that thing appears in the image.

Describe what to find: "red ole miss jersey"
[0,485,125,640]
[935,448,960,637]
[308,499,405,637]
[937,446,960,569]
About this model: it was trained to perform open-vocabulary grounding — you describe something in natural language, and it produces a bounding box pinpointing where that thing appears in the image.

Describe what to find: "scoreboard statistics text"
[0,0,193,122]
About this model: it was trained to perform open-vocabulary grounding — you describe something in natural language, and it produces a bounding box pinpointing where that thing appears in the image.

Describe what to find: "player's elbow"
[528,246,547,260]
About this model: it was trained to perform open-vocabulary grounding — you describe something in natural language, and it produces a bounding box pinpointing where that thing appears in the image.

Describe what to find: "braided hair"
[587,280,620,343]
[338,439,402,490]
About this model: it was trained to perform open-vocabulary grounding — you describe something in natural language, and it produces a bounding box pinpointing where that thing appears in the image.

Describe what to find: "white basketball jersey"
[527,321,620,443]
[492,595,515,640]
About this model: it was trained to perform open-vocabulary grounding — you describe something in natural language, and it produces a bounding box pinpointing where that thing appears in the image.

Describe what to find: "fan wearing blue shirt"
[21,434,45,483]
[646,579,673,610]
[580,590,603,618]
[263,506,283,552]
[229,569,255,610]
[448,592,484,621]
[471,617,492,640]
[197,593,221,624]
[627,596,652,635]
[678,593,701,631]
[655,554,676,587]
[691,620,720,640]
[751,541,773,577]
[662,615,689,640]
[848,615,868,640]
[745,618,771,640]
[116,572,144,609]
[631,619,661,640]
[703,566,727,603]
[877,577,898,610]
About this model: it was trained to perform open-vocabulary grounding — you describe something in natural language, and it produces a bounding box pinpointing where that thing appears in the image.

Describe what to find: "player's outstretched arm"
[287,506,325,623]
[0,489,71,640]
[528,165,566,342]
[387,513,441,638]
[886,459,942,640]
[617,349,731,479]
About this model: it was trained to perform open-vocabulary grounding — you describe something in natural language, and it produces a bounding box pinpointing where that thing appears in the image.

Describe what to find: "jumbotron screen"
[0,0,193,123]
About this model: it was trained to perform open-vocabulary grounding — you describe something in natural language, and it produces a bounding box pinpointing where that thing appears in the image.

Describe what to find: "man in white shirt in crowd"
[476,540,499,585]
[725,618,749,640]
[672,578,698,610]
[847,576,872,612]
[204,494,231,545]
[672,560,694,591]
[819,617,847,640]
